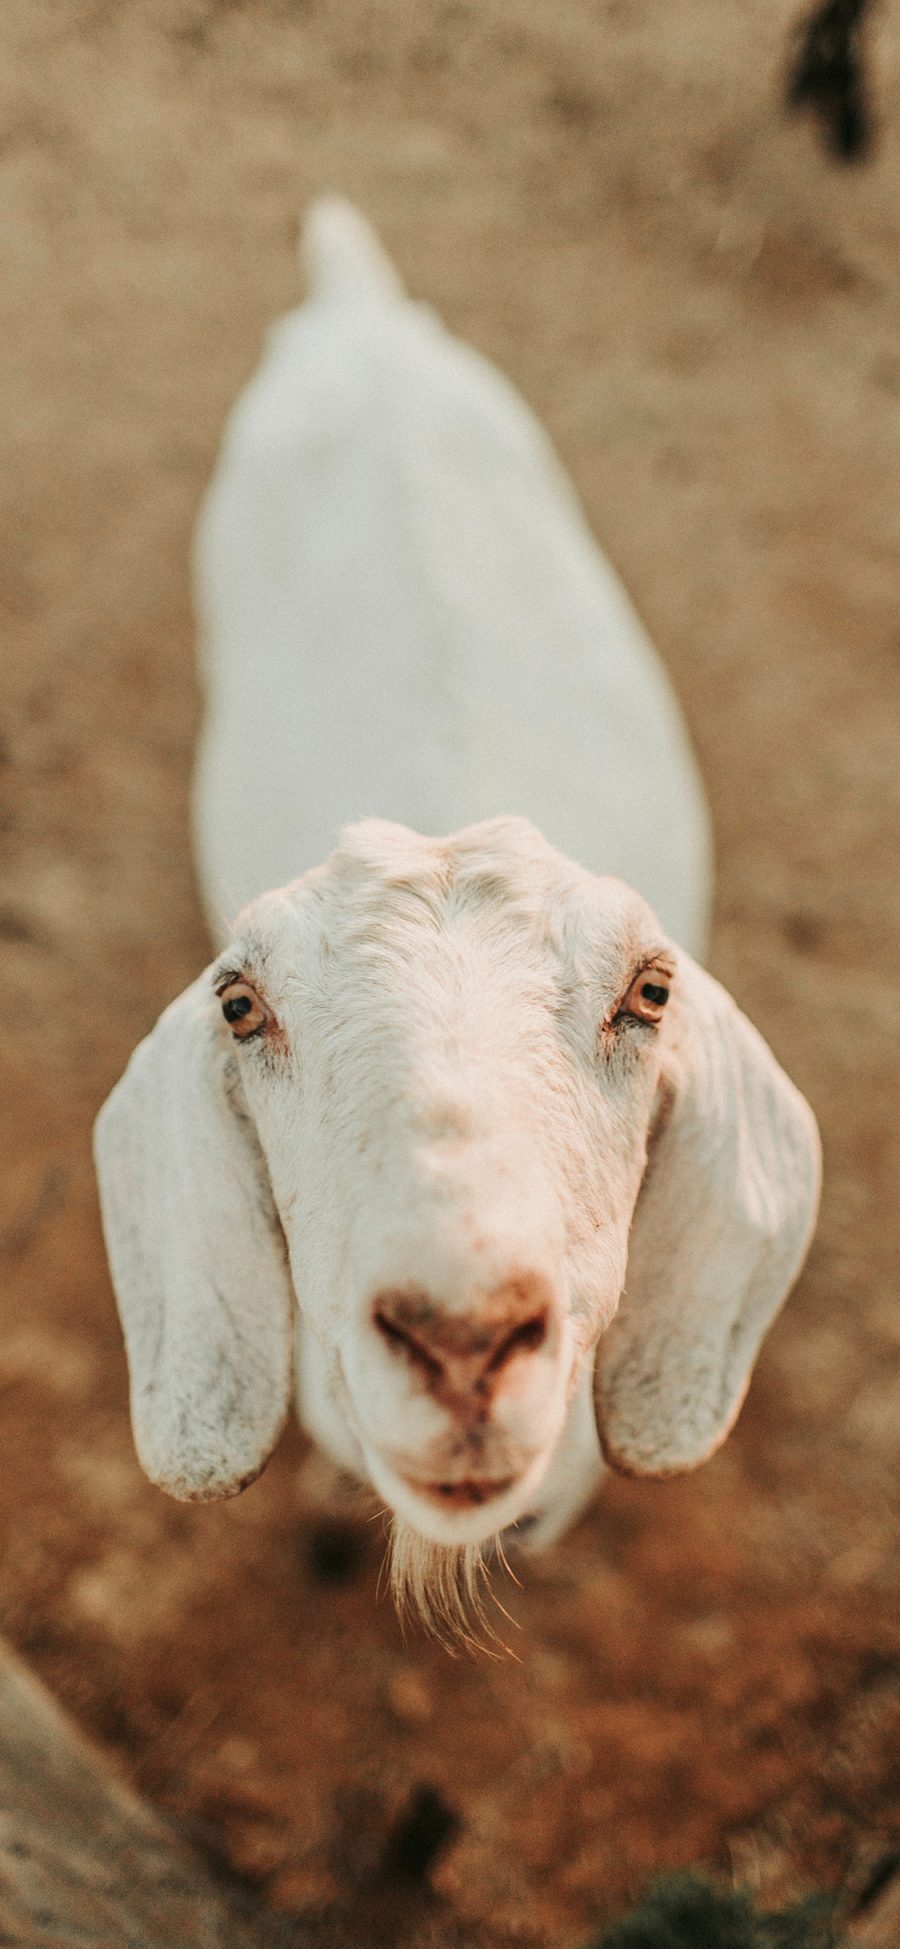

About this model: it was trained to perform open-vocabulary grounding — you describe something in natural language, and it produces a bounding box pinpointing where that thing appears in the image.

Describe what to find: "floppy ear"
[594,954,821,1477]
[94,973,295,1501]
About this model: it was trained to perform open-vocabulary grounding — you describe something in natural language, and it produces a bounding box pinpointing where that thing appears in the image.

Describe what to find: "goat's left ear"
[594,953,821,1477]
[94,973,295,1501]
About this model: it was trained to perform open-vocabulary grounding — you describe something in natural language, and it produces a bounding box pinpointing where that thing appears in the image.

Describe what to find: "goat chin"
[387,1517,512,1652]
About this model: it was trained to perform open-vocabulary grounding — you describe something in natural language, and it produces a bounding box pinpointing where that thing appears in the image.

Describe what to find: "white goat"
[95,201,820,1636]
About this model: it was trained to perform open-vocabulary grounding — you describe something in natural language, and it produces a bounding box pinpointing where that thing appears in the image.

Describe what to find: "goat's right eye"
[218,980,269,1040]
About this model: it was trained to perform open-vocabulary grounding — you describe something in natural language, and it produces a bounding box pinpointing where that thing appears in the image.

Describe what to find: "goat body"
[95,204,820,1634]
[192,199,711,955]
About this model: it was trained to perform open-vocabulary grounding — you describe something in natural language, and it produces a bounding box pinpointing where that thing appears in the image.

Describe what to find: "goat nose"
[372,1280,551,1399]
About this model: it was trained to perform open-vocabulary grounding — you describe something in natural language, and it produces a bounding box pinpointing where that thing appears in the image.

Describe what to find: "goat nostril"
[374,1308,444,1383]
[374,1308,408,1352]
[485,1310,548,1376]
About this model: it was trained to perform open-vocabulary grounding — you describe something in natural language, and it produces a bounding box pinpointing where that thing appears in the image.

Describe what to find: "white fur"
[190,196,711,953]
[94,202,820,1634]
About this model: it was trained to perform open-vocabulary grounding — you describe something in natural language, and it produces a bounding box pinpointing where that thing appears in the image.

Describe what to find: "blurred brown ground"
[0,3,898,1945]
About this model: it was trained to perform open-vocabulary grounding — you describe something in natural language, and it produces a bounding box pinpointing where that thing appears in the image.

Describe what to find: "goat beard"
[387,1517,515,1652]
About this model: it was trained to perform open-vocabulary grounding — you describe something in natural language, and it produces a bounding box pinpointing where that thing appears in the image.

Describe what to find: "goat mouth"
[401,1474,516,1510]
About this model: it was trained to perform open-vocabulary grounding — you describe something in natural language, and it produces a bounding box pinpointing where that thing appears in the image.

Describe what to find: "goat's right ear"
[94,973,294,1501]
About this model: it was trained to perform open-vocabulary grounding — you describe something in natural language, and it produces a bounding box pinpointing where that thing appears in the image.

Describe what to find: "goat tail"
[301,196,407,305]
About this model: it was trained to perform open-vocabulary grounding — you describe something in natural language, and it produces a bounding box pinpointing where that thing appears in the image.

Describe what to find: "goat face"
[95,816,820,1563]
[221,818,662,1546]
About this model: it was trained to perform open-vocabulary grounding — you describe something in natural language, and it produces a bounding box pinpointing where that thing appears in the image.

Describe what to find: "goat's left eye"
[618,965,673,1026]
[218,980,270,1040]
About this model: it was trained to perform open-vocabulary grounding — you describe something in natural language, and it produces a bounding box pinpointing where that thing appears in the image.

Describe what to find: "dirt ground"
[1,1,899,1944]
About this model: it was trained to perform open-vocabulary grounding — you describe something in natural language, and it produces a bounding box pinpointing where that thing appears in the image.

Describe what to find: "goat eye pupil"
[642,983,669,1006]
[223,994,253,1022]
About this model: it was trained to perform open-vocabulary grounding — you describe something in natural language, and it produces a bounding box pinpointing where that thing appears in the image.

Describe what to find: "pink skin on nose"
[372,1278,553,1415]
